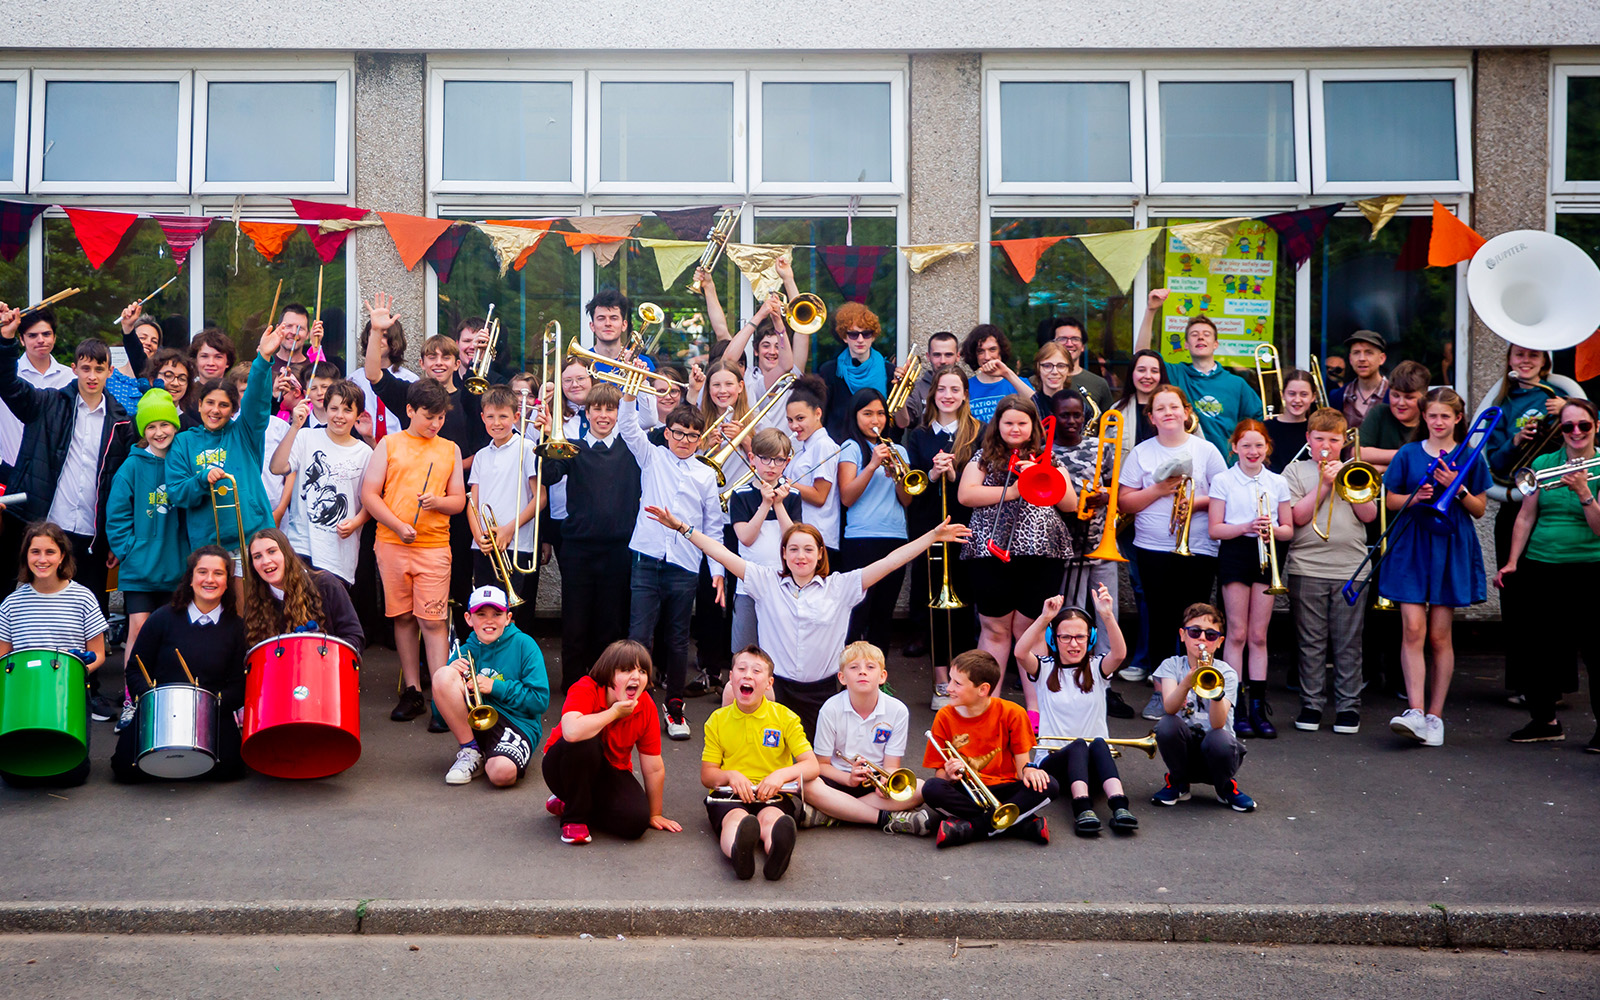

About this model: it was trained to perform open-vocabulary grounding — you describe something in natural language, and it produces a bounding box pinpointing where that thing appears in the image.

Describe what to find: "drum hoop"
[0,647,87,672]
[245,633,359,661]
[137,683,221,702]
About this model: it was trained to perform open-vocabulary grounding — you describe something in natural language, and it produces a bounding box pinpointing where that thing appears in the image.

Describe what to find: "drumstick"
[133,655,155,689]
[134,274,181,311]
[314,265,324,328]
[412,461,434,526]
[20,287,82,318]
[174,650,199,687]
[265,278,283,334]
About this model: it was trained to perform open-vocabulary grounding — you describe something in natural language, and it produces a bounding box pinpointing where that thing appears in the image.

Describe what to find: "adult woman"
[111,546,249,783]
[1495,398,1600,750]
[959,325,1033,425]
[905,365,982,708]
[241,528,364,655]
[644,512,970,739]
[143,348,197,416]
[1028,342,1076,419]
[818,303,892,441]
[1266,369,1317,474]
[542,640,683,843]
[1113,349,1168,457]
[957,395,1078,722]
[837,389,915,652]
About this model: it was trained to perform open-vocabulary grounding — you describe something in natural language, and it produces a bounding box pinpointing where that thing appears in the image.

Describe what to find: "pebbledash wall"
[5,5,1600,618]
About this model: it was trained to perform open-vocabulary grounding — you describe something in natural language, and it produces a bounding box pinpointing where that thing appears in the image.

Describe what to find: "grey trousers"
[1154,715,1245,793]
[1287,573,1364,715]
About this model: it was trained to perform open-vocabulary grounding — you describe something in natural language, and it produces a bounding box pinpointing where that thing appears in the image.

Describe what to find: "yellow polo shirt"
[702,699,812,783]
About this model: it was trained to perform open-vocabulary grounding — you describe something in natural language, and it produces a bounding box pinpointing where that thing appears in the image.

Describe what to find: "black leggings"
[540,734,651,839]
[1038,738,1120,795]
[1511,558,1600,725]
[1133,546,1218,660]
[841,537,905,650]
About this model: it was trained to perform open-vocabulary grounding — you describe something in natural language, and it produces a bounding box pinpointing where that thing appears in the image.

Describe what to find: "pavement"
[1,627,1597,947]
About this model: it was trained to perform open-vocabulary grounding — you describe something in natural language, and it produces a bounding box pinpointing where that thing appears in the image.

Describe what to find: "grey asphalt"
[1,631,1595,929]
[4,935,1597,1000]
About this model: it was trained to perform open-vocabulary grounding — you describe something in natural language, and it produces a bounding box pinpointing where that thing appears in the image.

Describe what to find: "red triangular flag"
[63,207,141,270]
[1393,215,1432,272]
[290,198,370,264]
[151,215,212,269]
[818,245,889,304]
[380,212,456,272]
[426,224,468,284]
[1427,200,1486,268]
[996,236,1067,284]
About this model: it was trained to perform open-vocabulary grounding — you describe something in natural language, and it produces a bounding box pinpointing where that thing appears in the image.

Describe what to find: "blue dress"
[1378,441,1491,607]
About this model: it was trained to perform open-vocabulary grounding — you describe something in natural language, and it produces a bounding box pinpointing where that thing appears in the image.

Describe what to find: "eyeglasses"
[561,376,589,388]
[1058,633,1090,644]
[754,454,789,467]
[1561,420,1595,435]
[1037,362,1069,373]
[664,427,699,442]
[1182,626,1223,642]
[842,329,874,341]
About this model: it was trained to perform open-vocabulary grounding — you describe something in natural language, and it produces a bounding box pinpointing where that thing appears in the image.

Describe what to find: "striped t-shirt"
[0,582,109,651]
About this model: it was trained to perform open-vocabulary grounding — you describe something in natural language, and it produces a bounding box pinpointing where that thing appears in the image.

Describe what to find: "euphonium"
[1083,409,1128,563]
[1254,342,1283,419]
[775,293,827,337]
[872,431,928,495]
[477,506,526,608]
[537,322,579,461]
[885,350,924,417]
[699,374,797,486]
[465,309,500,395]
[460,652,499,731]
[926,731,1020,831]
[851,755,917,802]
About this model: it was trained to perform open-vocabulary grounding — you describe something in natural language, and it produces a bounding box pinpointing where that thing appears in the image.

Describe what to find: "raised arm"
[1135,288,1168,353]
[859,519,971,590]
[645,504,748,581]
[361,292,401,385]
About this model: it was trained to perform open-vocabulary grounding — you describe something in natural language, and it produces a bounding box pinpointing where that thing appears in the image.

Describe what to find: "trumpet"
[1254,343,1283,419]
[476,505,526,608]
[1036,731,1158,760]
[1513,453,1600,496]
[851,755,918,801]
[687,204,744,295]
[698,374,797,486]
[1170,476,1195,557]
[774,293,827,337]
[567,340,691,399]
[1082,409,1128,562]
[926,731,1020,831]
[537,321,579,461]
[1193,646,1225,701]
[209,470,247,562]
[628,302,667,359]
[885,350,924,417]
[464,305,499,395]
[1256,493,1288,596]
[872,431,928,495]
[706,781,800,804]
[459,653,499,731]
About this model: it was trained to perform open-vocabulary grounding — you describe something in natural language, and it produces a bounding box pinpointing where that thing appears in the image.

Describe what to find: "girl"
[1113,349,1169,458]
[1207,420,1293,738]
[696,358,755,485]
[818,302,890,441]
[785,376,842,565]
[837,389,915,652]
[110,546,249,783]
[1049,390,1118,659]
[1015,585,1136,836]
[1266,369,1318,473]
[542,640,683,844]
[0,522,108,788]
[1115,385,1228,708]
[241,528,364,655]
[957,395,1077,724]
[959,325,1033,425]
[107,388,190,732]
[1029,341,1076,419]
[905,365,982,709]
[144,348,197,417]
[1381,387,1491,748]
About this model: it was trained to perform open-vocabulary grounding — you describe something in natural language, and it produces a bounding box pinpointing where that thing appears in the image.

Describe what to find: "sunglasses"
[1561,420,1594,435]
[842,330,874,341]
[1182,626,1223,642]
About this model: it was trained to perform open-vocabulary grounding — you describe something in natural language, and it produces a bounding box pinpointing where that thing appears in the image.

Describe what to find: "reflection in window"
[1555,214,1600,392]
[761,82,892,184]
[43,218,190,360]
[201,223,345,363]
[599,82,734,184]
[435,224,580,373]
[0,241,24,308]
[206,82,337,183]
[442,81,573,183]
[990,217,1134,380]
[42,81,181,183]
[594,216,741,371]
[0,81,14,182]
[1567,76,1600,182]
[1323,80,1456,182]
[999,82,1132,184]
[754,216,900,368]
[1159,81,1295,184]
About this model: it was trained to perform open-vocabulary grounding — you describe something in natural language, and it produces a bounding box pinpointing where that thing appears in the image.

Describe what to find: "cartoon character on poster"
[1160,220,1278,366]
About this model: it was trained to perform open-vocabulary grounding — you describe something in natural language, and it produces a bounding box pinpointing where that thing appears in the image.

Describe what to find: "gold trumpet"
[872,431,928,495]
[687,205,743,295]
[1256,493,1287,596]
[476,505,526,608]
[885,350,924,417]
[567,340,691,399]
[927,732,1019,831]
[1193,646,1225,701]
[1036,731,1158,760]
[460,653,499,731]
[538,321,579,461]
[1171,476,1195,557]
[851,755,918,801]
[698,374,797,486]
[775,293,827,337]
[1254,343,1283,419]
[464,304,498,395]
[209,470,247,562]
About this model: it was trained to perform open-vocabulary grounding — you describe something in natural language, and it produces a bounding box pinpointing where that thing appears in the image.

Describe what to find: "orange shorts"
[375,540,451,620]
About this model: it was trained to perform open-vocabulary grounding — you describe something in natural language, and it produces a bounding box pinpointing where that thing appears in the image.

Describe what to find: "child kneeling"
[1150,603,1255,812]
[434,585,549,788]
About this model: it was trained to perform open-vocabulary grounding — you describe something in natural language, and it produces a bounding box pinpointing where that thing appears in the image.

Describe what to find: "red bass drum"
[241,633,361,779]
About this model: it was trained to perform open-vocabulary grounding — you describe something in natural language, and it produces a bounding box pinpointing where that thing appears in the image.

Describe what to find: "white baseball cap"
[468,585,509,612]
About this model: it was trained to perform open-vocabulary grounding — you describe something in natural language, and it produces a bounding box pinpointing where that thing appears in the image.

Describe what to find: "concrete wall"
[352,53,428,362]
[907,53,982,355]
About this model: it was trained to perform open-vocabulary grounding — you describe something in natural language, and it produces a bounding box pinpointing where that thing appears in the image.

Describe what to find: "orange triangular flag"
[1576,328,1600,382]
[63,207,141,270]
[485,219,555,271]
[239,221,299,261]
[996,236,1067,284]
[380,212,455,272]
[1427,200,1487,268]
[561,231,631,267]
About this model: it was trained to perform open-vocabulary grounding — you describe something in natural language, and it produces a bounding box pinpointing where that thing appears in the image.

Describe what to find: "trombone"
[851,755,918,802]
[928,475,965,611]
[1079,409,1129,563]
[1310,355,1331,409]
[459,653,499,731]
[1256,493,1288,596]
[1036,731,1158,760]
[1310,429,1380,541]
[926,731,1020,831]
[464,305,498,395]
[774,293,827,337]
[567,341,691,399]
[475,505,526,608]
[537,321,579,462]
[1254,343,1283,419]
[885,350,924,417]
[698,373,797,486]
[209,470,247,562]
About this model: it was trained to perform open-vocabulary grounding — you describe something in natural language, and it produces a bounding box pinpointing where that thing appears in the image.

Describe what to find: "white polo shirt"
[790,428,841,550]
[813,688,911,771]
[740,563,866,684]
[469,432,540,550]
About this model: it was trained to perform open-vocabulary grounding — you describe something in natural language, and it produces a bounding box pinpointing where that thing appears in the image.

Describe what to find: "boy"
[466,385,540,629]
[1136,288,1263,460]
[701,646,819,881]
[1286,408,1376,735]
[361,378,467,721]
[271,379,372,586]
[895,330,959,429]
[1150,603,1255,812]
[617,391,723,740]
[804,641,934,835]
[434,585,550,787]
[727,428,800,654]
[922,650,1057,847]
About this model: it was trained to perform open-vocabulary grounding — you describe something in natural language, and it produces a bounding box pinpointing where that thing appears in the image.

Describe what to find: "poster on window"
[1159,219,1278,366]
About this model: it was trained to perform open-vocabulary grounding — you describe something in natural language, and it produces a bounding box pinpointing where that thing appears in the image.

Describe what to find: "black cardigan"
[542,439,642,545]
[127,604,250,712]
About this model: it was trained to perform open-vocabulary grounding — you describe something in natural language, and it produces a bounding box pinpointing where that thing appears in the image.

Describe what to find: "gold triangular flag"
[725,243,794,299]
[1169,217,1249,257]
[1356,195,1407,241]
[899,242,976,274]
[639,238,707,289]
[1076,227,1165,294]
[475,222,551,277]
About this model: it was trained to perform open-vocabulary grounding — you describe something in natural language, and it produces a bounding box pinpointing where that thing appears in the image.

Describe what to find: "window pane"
[43,81,180,183]
[435,223,581,374]
[755,216,900,368]
[1309,215,1454,387]
[599,82,733,184]
[43,217,190,361]
[999,82,1132,184]
[1159,81,1295,183]
[0,81,15,181]
[202,223,346,367]
[1323,80,1457,182]
[1555,214,1600,390]
[990,217,1135,378]
[442,81,573,183]
[761,82,891,184]
[1566,76,1600,182]
[206,82,337,183]
[0,241,25,308]
[1150,217,1296,377]
[592,216,743,371]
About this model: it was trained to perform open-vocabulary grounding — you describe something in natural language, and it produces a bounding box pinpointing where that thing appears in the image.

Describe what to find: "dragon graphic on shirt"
[299,450,348,526]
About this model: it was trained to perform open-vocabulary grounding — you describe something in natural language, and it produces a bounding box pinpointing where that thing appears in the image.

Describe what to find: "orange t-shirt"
[922,698,1034,786]
[375,430,459,548]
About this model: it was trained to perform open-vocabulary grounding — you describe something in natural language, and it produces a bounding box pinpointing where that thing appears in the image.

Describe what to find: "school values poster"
[1159,219,1278,365]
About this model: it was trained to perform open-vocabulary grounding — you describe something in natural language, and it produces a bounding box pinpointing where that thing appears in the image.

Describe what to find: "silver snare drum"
[135,684,221,779]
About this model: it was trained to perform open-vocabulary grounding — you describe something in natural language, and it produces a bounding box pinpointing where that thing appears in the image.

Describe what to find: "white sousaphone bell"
[1466,230,1600,352]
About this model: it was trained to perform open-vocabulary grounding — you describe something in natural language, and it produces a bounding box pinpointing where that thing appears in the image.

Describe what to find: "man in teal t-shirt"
[1137,289,1263,462]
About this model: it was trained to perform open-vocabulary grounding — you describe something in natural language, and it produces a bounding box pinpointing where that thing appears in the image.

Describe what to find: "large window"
[1148,75,1306,194]
[195,73,347,193]
[0,71,23,192]
[752,75,902,193]
[41,214,192,359]
[437,79,577,189]
[33,73,190,193]
[1555,67,1600,192]
[1554,213,1600,395]
[1311,70,1470,193]
[200,221,347,365]
[592,77,741,192]
[992,78,1138,192]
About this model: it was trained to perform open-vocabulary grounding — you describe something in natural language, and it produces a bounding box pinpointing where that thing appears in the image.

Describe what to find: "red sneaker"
[560,823,591,845]
[936,818,975,849]
[545,795,564,818]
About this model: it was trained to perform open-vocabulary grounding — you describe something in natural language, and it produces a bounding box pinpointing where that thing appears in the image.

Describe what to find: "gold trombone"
[1079,410,1129,563]
[928,477,965,611]
[1256,493,1287,596]
[885,350,924,417]
[1036,731,1158,760]
[926,731,1019,831]
[459,653,499,731]
[476,505,526,608]
[464,304,498,395]
[698,373,797,486]
[851,755,918,801]
[1310,429,1379,541]
[537,321,579,462]
[1254,343,1283,419]
[1310,355,1331,410]
[567,341,691,399]
[209,470,247,562]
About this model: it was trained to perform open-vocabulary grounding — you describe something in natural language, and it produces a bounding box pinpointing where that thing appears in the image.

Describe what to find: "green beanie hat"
[136,388,181,438]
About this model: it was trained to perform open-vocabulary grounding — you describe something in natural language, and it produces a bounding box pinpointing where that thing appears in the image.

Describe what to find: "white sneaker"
[1389,709,1427,743]
[1423,714,1444,747]
[1118,665,1150,683]
[930,683,950,711]
[445,746,484,785]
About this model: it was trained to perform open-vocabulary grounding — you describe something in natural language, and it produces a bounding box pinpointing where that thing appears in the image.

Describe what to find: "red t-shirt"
[544,676,661,770]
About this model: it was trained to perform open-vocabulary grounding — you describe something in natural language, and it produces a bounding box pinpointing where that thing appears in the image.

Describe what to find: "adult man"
[895,331,960,429]
[1040,317,1114,415]
[1136,289,1263,460]
[270,303,314,376]
[0,307,74,470]
[1332,330,1389,429]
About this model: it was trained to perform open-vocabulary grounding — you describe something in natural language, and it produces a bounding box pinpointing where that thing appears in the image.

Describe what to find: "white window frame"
[984,70,1145,197]
[30,69,193,195]
[428,69,584,196]
[1144,70,1309,197]
[1553,65,1600,195]
[749,70,905,196]
[1309,67,1472,195]
[192,70,350,195]
[0,69,26,194]
[587,70,746,196]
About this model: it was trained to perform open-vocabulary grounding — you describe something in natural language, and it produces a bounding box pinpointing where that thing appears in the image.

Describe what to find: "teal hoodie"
[462,623,550,744]
[165,354,275,553]
[106,445,188,594]
[1168,361,1264,464]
